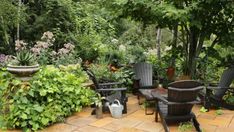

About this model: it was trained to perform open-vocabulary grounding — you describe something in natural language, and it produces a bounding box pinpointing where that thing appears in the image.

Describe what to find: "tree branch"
[210,36,219,48]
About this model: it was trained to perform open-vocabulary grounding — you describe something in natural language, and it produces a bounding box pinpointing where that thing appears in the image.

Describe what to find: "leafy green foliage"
[178,122,193,132]
[0,0,20,54]
[215,109,223,115]
[223,91,234,105]
[113,0,234,77]
[0,65,96,131]
[200,107,208,113]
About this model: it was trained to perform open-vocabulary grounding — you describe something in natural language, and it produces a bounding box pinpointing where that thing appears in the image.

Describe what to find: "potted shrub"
[7,41,39,81]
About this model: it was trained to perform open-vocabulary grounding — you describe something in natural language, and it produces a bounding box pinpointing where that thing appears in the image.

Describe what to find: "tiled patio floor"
[2,94,234,132]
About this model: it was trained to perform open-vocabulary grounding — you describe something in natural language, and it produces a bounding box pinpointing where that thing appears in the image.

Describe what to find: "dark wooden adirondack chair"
[133,62,156,115]
[153,80,203,132]
[204,67,234,110]
[85,69,128,114]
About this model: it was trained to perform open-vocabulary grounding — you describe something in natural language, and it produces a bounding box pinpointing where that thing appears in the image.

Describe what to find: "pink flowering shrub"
[9,31,79,66]
[30,31,80,65]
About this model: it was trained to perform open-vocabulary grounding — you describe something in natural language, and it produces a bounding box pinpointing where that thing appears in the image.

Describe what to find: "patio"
[3,94,233,132]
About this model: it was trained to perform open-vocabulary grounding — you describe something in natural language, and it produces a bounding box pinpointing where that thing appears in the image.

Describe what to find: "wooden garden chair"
[84,68,128,114]
[133,62,156,115]
[152,80,203,132]
[204,67,234,110]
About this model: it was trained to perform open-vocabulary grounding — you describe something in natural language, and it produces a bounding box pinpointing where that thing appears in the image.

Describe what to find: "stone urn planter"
[7,64,40,81]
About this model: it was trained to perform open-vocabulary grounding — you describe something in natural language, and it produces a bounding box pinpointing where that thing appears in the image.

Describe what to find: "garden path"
[2,94,234,132]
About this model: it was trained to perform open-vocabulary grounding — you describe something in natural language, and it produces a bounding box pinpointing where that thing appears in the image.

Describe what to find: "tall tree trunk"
[17,0,21,41]
[187,27,199,77]
[171,24,178,67]
[156,28,162,60]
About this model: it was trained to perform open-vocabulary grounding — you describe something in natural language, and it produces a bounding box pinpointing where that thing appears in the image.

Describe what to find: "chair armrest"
[151,92,168,104]
[97,87,127,91]
[98,82,122,86]
[207,86,232,90]
[168,100,201,105]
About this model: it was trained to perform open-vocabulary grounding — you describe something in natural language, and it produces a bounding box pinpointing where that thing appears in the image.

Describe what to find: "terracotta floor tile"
[39,123,77,132]
[135,121,163,132]
[66,116,97,127]
[102,118,142,131]
[198,116,230,128]
[167,125,180,132]
[212,116,231,127]
[228,117,234,127]
[89,117,116,127]
[215,127,234,132]
[199,124,217,132]
[124,104,141,116]
[117,127,145,132]
[198,113,216,120]
[76,126,112,132]
[73,107,93,118]
[126,109,155,122]
[127,96,138,105]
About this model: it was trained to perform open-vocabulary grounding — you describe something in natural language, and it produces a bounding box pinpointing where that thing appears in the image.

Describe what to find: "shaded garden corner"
[2,94,234,132]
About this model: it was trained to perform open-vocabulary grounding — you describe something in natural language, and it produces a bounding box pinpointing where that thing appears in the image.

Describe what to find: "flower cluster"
[57,43,75,55]
[15,40,28,51]
[0,54,6,63]
[41,31,55,44]
[0,54,14,66]
[119,45,126,51]
[10,31,77,66]
[31,31,55,56]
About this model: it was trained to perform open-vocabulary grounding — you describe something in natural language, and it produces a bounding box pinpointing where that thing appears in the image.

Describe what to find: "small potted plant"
[93,93,105,119]
[7,41,39,81]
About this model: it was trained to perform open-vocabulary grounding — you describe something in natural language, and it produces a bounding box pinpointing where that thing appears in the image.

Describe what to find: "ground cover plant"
[0,65,96,131]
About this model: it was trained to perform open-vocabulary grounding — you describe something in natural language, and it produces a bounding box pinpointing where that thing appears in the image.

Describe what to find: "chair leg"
[122,101,127,114]
[192,114,201,132]
[155,102,159,122]
[159,111,169,132]
[137,94,143,105]
[145,100,154,115]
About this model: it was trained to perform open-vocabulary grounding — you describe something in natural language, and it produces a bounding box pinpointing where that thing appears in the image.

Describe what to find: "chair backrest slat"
[215,67,234,98]
[133,62,153,87]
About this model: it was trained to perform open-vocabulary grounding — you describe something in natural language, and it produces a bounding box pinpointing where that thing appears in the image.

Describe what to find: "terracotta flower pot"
[166,66,175,81]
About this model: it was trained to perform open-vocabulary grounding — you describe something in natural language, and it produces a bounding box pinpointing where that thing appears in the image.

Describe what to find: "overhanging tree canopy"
[105,0,234,77]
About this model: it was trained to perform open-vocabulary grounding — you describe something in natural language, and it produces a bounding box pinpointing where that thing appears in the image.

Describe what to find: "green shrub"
[0,65,96,131]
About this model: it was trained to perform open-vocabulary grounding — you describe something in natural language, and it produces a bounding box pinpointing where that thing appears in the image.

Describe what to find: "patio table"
[139,88,168,115]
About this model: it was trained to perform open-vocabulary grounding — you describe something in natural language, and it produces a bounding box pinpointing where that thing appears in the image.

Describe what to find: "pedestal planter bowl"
[7,64,40,81]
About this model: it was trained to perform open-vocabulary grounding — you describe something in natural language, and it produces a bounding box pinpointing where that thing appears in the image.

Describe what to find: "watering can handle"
[114,99,121,106]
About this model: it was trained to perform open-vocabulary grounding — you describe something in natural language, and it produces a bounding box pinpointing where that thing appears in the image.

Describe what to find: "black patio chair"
[84,68,128,114]
[153,80,203,132]
[133,62,156,115]
[204,67,234,110]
